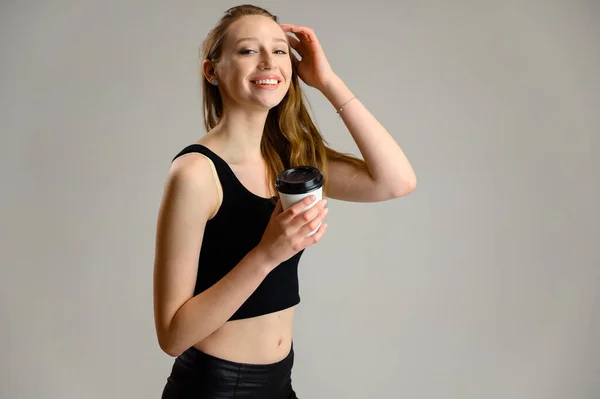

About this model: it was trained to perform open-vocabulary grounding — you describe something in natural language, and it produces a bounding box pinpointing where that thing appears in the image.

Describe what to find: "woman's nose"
[259,55,276,69]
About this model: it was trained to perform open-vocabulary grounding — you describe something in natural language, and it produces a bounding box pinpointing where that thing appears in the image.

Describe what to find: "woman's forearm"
[161,247,275,357]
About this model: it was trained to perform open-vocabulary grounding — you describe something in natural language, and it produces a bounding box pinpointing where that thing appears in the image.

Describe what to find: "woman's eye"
[239,49,287,55]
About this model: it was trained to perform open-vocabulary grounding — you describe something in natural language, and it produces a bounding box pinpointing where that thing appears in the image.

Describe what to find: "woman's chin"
[251,97,285,111]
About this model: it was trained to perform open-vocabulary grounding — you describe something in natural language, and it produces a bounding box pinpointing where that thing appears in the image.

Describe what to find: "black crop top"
[172,144,303,321]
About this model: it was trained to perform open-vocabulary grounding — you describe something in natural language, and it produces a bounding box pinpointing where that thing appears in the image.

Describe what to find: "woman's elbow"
[157,330,182,358]
[391,176,417,198]
[159,340,182,358]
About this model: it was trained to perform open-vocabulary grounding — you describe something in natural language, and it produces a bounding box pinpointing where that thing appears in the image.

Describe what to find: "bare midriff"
[193,306,295,365]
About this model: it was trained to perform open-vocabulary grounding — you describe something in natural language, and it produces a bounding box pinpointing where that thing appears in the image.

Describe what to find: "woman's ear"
[201,59,218,84]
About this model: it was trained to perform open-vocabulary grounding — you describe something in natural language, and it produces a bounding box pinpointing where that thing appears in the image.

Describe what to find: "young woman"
[153,4,416,398]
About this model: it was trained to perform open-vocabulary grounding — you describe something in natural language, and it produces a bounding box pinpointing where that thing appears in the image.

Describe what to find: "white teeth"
[253,79,278,85]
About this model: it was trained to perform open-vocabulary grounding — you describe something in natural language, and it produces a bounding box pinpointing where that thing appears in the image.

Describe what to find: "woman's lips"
[251,81,281,90]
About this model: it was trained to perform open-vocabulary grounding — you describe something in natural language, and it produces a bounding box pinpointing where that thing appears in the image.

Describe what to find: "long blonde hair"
[201,4,366,199]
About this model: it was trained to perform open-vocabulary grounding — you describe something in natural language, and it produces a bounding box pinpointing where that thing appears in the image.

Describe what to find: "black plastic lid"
[275,166,324,195]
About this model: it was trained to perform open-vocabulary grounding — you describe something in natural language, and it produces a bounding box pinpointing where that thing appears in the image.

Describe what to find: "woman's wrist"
[319,75,355,111]
[249,245,278,275]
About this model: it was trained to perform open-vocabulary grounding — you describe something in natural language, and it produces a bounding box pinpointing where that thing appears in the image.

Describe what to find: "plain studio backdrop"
[1,1,599,398]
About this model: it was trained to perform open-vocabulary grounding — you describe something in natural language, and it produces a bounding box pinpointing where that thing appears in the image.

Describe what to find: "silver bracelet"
[336,96,356,116]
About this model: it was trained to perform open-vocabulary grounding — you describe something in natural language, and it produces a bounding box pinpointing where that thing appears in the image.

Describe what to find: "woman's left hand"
[280,24,337,92]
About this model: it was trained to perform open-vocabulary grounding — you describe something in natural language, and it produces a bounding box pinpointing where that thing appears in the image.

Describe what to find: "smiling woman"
[198,7,373,198]
[154,3,416,399]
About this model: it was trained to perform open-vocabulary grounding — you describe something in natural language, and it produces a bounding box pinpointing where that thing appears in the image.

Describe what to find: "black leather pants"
[161,343,298,398]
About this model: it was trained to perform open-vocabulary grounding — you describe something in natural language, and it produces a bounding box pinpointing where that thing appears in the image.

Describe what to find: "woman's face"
[207,15,293,111]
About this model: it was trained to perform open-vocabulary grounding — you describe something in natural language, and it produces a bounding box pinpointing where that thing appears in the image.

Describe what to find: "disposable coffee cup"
[275,166,324,237]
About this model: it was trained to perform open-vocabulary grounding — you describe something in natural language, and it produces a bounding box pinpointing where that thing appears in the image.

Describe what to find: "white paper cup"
[275,166,324,237]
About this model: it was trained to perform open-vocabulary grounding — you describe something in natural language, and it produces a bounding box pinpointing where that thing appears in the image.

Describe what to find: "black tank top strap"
[172,143,225,169]
[172,143,241,200]
[173,144,279,205]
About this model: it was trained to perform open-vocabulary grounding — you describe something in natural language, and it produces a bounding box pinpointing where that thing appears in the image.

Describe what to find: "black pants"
[161,343,298,398]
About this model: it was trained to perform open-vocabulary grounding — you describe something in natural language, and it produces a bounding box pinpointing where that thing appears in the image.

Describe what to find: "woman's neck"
[207,109,270,163]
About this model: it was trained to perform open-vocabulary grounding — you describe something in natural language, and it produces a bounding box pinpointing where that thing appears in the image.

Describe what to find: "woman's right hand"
[256,195,329,267]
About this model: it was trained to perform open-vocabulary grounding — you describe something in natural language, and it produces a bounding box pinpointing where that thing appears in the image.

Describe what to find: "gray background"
[1,1,599,398]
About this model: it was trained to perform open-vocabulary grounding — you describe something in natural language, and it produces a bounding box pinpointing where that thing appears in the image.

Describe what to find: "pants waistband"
[179,342,294,377]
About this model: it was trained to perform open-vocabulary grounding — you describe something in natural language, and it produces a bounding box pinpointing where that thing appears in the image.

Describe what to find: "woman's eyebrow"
[235,37,288,45]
